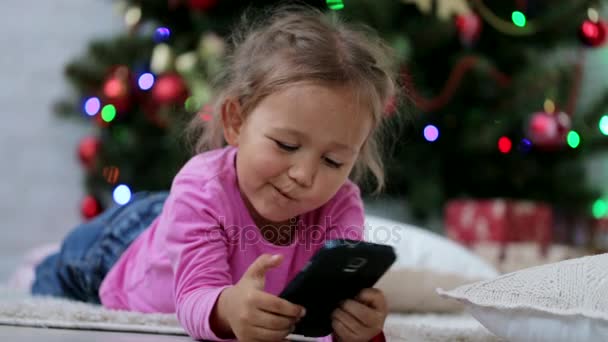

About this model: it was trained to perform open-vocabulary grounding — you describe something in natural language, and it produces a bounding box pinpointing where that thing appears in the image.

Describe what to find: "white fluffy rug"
[0,287,184,335]
[384,314,502,342]
[0,286,502,341]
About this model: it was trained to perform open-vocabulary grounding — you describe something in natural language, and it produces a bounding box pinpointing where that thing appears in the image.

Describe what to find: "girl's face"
[223,83,372,226]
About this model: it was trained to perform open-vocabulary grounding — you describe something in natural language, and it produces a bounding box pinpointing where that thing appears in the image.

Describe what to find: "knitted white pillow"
[364,215,499,313]
[437,253,608,342]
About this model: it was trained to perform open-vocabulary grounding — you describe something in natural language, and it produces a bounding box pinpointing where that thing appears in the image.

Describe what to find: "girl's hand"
[220,254,307,342]
[331,288,387,342]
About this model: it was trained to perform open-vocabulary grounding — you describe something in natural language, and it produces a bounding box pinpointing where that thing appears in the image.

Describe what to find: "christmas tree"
[56,0,608,228]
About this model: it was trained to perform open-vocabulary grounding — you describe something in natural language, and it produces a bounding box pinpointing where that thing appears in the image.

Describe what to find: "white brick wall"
[0,0,120,280]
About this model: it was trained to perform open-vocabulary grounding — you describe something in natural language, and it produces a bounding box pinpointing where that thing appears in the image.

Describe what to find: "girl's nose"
[288,157,318,188]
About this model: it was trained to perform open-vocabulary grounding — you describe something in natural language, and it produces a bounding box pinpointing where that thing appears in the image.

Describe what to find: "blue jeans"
[31,191,169,304]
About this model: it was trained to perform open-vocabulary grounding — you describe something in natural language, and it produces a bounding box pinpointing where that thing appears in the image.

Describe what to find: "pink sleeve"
[160,177,234,341]
[325,183,365,242]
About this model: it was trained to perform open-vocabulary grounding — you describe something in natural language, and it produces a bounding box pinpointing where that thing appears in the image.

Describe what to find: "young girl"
[32,5,397,342]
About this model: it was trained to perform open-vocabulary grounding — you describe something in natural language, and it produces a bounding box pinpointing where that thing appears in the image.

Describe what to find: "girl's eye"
[324,157,343,169]
[274,140,298,151]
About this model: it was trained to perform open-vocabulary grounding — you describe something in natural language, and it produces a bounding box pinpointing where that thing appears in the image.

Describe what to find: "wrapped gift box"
[444,198,553,253]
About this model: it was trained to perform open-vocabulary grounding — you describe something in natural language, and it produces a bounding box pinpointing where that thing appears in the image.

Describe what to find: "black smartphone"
[279,239,397,337]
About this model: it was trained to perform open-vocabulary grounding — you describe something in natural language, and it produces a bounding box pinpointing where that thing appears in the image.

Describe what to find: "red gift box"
[444,199,553,252]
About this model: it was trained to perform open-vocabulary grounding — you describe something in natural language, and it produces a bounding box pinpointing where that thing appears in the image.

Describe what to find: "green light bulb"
[599,115,608,136]
[567,131,580,149]
[101,104,117,123]
[185,97,200,113]
[593,199,607,219]
[512,11,527,27]
[326,0,344,10]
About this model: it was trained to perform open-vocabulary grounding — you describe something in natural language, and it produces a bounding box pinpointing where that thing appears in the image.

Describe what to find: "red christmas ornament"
[187,0,217,11]
[81,195,103,220]
[527,111,571,150]
[455,13,482,47]
[78,136,101,169]
[151,73,189,105]
[142,73,189,128]
[102,66,133,114]
[579,19,608,47]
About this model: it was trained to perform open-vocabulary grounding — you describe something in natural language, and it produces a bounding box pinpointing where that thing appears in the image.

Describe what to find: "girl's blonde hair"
[187,4,398,193]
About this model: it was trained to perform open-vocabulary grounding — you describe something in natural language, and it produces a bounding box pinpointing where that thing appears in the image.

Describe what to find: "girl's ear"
[221,98,244,146]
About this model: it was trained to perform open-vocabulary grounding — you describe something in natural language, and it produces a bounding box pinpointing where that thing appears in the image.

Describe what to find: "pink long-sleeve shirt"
[99,146,365,341]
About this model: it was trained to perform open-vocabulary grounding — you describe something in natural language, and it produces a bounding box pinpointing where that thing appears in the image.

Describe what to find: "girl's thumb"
[245,254,283,284]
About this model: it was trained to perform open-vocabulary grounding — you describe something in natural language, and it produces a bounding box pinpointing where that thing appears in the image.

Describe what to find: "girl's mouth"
[273,185,295,201]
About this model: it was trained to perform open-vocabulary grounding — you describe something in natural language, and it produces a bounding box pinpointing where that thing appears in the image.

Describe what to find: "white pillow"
[437,253,608,342]
[363,215,499,312]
